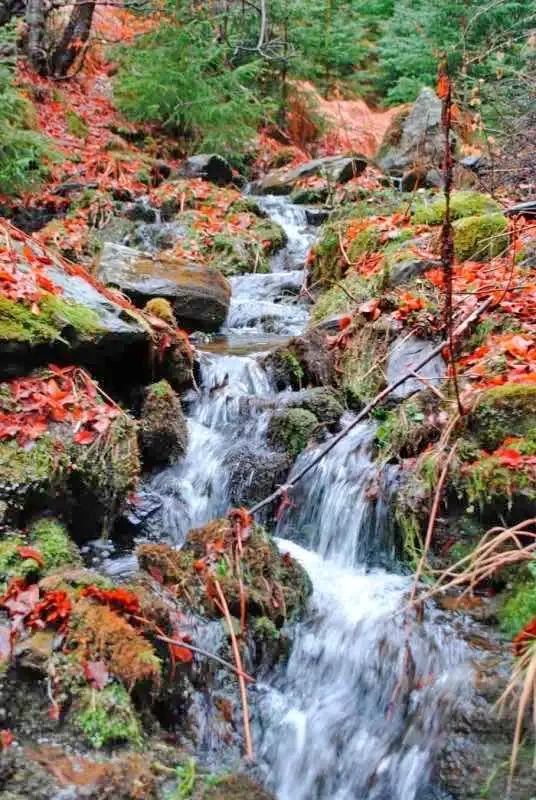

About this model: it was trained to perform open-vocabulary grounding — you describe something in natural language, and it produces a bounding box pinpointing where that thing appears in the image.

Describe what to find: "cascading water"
[113,194,468,798]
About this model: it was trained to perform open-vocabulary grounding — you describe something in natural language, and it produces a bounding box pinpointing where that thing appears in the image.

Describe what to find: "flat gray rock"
[387,334,446,400]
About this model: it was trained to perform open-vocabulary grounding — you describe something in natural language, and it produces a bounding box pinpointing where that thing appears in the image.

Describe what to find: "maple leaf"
[171,643,193,663]
[16,545,45,568]
[512,617,536,657]
[436,72,450,100]
[83,659,109,689]
[27,590,71,631]
[493,447,523,467]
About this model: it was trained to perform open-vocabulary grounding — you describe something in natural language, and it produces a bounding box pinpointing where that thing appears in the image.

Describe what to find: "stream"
[105,196,469,799]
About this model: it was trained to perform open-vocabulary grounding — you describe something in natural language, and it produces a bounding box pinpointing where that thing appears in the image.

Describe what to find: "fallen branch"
[248,296,493,516]
[214,580,254,760]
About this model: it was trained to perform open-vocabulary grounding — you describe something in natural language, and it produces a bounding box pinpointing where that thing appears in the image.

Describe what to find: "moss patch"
[453,213,508,262]
[340,323,390,408]
[412,191,500,225]
[74,684,142,749]
[499,567,536,638]
[0,293,102,344]
[268,408,318,457]
[140,379,188,468]
[467,383,536,452]
[310,272,377,323]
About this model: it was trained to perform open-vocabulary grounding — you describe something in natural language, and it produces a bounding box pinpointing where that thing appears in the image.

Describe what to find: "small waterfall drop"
[121,193,469,799]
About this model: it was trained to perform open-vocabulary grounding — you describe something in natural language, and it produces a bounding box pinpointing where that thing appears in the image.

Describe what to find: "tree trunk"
[49,0,96,77]
[25,0,48,73]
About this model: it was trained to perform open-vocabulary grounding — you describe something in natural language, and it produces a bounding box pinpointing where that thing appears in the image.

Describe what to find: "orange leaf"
[437,72,450,100]
[16,546,45,568]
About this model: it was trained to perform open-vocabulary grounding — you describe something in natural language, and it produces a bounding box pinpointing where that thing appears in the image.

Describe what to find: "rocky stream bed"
[1,151,535,800]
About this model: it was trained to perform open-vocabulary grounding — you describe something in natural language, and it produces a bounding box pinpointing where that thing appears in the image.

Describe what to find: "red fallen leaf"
[338,314,353,331]
[83,659,109,689]
[81,586,141,616]
[16,545,45,568]
[0,730,14,751]
[0,626,12,664]
[494,447,523,467]
[171,644,193,663]
[504,334,532,358]
[73,429,96,445]
[27,590,71,631]
[1,581,39,619]
[513,617,536,657]
[193,559,206,572]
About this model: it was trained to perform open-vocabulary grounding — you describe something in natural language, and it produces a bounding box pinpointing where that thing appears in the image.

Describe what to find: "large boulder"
[96,242,231,332]
[378,89,449,184]
[262,329,335,391]
[180,153,234,186]
[0,240,150,382]
[253,155,368,196]
[0,368,140,541]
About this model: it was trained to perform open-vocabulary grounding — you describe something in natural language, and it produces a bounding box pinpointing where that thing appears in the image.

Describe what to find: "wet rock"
[268,407,318,457]
[386,334,446,401]
[225,444,290,508]
[97,242,231,332]
[0,373,140,541]
[180,154,234,186]
[281,387,344,429]
[0,256,150,383]
[305,208,331,226]
[389,256,440,288]
[14,630,56,673]
[378,89,451,179]
[140,380,188,469]
[262,328,335,390]
[253,155,368,195]
[123,199,158,223]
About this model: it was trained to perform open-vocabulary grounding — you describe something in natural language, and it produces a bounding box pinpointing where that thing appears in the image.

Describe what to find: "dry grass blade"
[497,640,536,795]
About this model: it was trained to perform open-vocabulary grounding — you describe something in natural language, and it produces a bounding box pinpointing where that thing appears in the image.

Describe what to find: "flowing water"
[111,196,468,798]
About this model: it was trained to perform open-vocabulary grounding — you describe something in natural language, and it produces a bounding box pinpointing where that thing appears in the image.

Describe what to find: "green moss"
[29,517,81,572]
[74,684,142,749]
[280,351,304,387]
[412,191,500,225]
[468,383,536,452]
[0,293,102,344]
[290,185,329,205]
[0,435,63,493]
[0,534,32,590]
[66,110,89,139]
[310,273,376,323]
[453,213,508,262]
[253,615,280,641]
[268,408,318,457]
[499,568,536,638]
[148,379,174,399]
[375,397,433,461]
[347,226,382,261]
[456,454,536,512]
[254,219,287,253]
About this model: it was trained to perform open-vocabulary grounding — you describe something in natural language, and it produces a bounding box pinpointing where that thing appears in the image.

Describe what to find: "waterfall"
[113,194,468,799]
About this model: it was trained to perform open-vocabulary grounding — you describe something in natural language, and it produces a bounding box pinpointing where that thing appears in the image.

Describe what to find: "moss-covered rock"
[0,293,102,346]
[199,774,274,800]
[340,322,391,409]
[73,684,142,749]
[310,273,377,323]
[137,517,311,627]
[262,329,334,391]
[374,389,443,461]
[282,387,344,429]
[498,569,536,638]
[0,375,140,541]
[412,191,501,225]
[268,408,318,457]
[466,383,536,452]
[453,213,508,262]
[140,380,188,469]
[0,519,78,593]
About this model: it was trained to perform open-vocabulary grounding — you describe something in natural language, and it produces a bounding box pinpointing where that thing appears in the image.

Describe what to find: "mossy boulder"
[199,774,274,800]
[412,191,501,225]
[308,221,383,286]
[137,517,311,627]
[262,329,335,391]
[282,387,344,429]
[0,373,140,541]
[139,380,188,469]
[310,272,376,323]
[0,517,81,592]
[268,408,318,457]
[466,383,536,452]
[453,213,508,262]
[73,684,142,749]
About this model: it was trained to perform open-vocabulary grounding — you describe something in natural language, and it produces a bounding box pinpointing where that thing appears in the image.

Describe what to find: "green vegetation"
[412,192,501,225]
[0,29,56,195]
[310,272,376,323]
[74,684,142,749]
[268,407,318,457]
[499,564,536,638]
[0,294,102,344]
[467,383,536,452]
[29,517,82,572]
[114,8,267,155]
[453,213,508,262]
